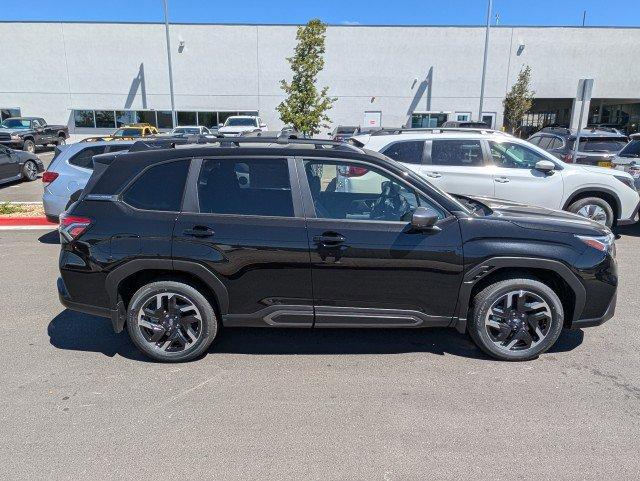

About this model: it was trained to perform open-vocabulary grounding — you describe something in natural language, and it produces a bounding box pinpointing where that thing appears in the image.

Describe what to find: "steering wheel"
[370,181,411,221]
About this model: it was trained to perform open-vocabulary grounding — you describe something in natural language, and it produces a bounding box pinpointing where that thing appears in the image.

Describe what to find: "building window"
[95,110,116,128]
[138,110,157,127]
[157,111,173,129]
[0,108,21,121]
[197,111,217,128]
[177,111,197,125]
[411,113,448,128]
[74,110,95,128]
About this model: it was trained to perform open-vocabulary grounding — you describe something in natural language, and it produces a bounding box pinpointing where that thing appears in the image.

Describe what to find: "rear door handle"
[425,171,442,178]
[494,177,510,183]
[183,226,214,238]
[313,233,346,245]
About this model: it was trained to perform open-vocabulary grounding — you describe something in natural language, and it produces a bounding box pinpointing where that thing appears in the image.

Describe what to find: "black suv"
[57,137,618,362]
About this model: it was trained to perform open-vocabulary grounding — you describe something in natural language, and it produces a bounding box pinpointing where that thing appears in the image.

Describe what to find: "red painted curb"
[0,216,57,226]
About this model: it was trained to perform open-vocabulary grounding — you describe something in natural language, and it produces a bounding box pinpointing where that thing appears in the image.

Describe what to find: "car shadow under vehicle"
[48,309,584,362]
[614,222,640,238]
[38,230,59,244]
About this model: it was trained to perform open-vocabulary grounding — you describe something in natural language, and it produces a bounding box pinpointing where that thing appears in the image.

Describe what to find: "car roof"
[538,127,627,139]
[357,130,511,149]
[174,125,201,129]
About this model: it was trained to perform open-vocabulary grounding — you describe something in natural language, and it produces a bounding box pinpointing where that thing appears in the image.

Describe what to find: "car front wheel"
[567,197,614,227]
[22,160,38,181]
[467,277,564,361]
[126,281,219,362]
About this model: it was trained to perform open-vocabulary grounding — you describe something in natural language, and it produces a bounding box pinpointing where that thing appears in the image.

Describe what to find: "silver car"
[42,140,134,221]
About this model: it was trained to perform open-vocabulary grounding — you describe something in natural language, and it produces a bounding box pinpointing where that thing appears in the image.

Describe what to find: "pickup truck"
[0,117,69,153]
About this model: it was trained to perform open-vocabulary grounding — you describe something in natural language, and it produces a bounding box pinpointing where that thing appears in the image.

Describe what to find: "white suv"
[217,116,267,137]
[351,129,639,227]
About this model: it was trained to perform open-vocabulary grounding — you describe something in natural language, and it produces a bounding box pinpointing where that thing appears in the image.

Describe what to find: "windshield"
[574,137,628,152]
[225,118,257,127]
[0,119,30,129]
[336,127,357,134]
[173,128,199,134]
[112,128,142,138]
[619,140,640,157]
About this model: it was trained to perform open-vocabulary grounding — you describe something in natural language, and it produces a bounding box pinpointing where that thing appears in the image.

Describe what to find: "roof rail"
[128,134,365,153]
[79,136,138,143]
[370,127,506,136]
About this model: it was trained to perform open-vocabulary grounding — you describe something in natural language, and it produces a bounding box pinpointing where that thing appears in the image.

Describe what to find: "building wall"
[1,22,639,136]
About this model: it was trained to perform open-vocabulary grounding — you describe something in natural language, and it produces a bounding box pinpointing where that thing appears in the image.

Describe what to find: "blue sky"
[2,0,639,26]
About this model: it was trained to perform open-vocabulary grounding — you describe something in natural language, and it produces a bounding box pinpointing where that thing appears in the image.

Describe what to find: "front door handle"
[313,232,346,245]
[494,177,510,183]
[183,226,214,238]
[425,171,442,178]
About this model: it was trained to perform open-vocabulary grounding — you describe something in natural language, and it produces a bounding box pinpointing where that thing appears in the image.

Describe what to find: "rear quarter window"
[381,140,425,164]
[123,160,190,211]
[68,146,108,169]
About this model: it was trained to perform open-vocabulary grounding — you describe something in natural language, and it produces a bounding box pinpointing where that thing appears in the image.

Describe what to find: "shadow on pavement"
[48,309,584,361]
[38,230,60,244]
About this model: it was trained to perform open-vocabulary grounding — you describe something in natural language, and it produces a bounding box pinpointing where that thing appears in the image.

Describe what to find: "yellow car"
[112,123,158,138]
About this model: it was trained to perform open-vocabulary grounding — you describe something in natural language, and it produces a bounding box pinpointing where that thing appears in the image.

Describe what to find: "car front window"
[1,119,30,129]
[489,141,551,169]
[225,118,256,127]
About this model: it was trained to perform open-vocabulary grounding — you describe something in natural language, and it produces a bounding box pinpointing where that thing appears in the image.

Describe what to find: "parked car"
[329,126,358,142]
[441,120,491,128]
[58,136,617,363]
[0,117,69,153]
[528,127,628,167]
[169,126,211,136]
[217,116,267,136]
[42,140,135,221]
[613,133,640,189]
[0,144,44,185]
[351,129,639,227]
[112,123,158,138]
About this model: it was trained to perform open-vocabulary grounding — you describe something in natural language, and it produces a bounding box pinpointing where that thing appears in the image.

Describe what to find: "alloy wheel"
[576,204,608,225]
[484,290,552,352]
[25,161,38,180]
[137,292,202,353]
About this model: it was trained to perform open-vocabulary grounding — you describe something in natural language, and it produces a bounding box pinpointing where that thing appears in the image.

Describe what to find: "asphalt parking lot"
[0,226,638,480]
[0,148,55,203]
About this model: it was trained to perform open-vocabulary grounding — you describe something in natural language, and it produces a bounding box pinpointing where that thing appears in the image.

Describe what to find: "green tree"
[503,65,535,135]
[277,19,336,137]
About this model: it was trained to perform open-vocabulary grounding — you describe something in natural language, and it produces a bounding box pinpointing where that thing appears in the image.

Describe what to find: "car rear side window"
[198,158,294,217]
[68,146,107,169]
[123,160,190,211]
[429,139,484,166]
[381,141,425,164]
[537,137,552,149]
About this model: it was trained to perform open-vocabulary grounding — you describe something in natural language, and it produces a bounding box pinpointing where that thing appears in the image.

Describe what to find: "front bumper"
[571,291,617,329]
[617,198,640,225]
[0,140,23,148]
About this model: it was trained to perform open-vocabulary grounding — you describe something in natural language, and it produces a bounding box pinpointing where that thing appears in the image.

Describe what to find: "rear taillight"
[345,166,369,177]
[562,153,573,163]
[42,171,59,184]
[59,214,92,241]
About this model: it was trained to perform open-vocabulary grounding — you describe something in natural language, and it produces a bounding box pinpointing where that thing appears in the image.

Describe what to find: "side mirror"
[260,123,266,128]
[535,160,556,173]
[411,206,439,230]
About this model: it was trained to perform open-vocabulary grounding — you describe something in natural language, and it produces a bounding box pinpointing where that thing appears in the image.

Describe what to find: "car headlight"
[576,232,616,257]
[614,174,635,190]
[10,134,20,140]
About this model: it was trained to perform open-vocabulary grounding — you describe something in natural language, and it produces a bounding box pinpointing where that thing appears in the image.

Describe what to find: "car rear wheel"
[22,160,38,181]
[468,277,564,361]
[23,139,35,154]
[126,281,219,362]
[567,197,614,227]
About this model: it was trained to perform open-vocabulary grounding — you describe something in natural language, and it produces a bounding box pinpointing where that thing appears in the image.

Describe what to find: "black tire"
[22,139,36,154]
[567,196,614,227]
[467,277,564,361]
[22,160,38,181]
[126,281,218,362]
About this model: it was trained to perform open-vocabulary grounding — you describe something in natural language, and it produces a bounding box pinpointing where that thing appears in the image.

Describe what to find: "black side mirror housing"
[411,206,439,230]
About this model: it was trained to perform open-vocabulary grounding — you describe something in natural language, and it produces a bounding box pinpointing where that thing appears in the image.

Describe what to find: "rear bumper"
[43,189,69,218]
[570,290,616,329]
[57,277,125,333]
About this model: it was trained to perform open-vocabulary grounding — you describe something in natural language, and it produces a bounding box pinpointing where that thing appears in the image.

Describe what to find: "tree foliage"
[503,66,535,134]
[277,19,336,137]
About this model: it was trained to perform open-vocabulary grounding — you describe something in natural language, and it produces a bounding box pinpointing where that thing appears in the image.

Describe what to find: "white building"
[1,21,639,139]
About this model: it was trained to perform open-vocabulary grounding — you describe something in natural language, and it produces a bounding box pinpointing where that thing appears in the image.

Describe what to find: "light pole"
[163,0,177,128]
[478,0,493,123]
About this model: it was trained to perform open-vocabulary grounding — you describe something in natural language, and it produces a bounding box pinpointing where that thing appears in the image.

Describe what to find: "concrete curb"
[0,216,57,230]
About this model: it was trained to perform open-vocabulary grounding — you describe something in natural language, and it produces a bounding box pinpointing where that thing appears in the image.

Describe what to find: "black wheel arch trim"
[563,187,622,217]
[453,256,586,333]
[104,258,230,320]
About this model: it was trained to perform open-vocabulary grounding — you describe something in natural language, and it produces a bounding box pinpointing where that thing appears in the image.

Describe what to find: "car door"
[487,140,565,209]
[299,157,464,327]
[420,138,495,197]
[173,156,314,327]
[0,146,20,180]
